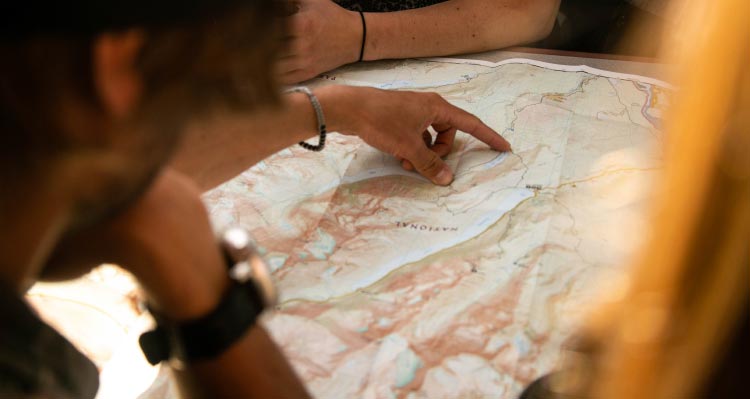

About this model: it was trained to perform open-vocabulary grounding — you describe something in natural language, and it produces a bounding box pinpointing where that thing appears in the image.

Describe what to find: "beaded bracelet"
[358,11,367,62]
[288,86,326,152]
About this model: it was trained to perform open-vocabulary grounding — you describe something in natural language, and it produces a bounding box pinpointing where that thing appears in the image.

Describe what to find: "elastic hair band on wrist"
[287,86,326,152]
[358,11,366,62]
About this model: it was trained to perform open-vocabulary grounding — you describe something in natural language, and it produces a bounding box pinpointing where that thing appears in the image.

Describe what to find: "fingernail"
[503,139,512,152]
[435,167,453,185]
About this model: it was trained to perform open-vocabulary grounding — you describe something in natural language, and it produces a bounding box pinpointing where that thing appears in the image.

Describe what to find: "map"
[28,57,669,399]
[204,58,669,398]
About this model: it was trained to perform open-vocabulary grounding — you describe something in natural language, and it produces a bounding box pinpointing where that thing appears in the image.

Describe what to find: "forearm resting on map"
[171,85,511,191]
[363,0,560,61]
[279,0,560,84]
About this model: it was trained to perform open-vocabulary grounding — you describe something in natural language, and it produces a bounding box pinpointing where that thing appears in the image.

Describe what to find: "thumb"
[409,146,453,186]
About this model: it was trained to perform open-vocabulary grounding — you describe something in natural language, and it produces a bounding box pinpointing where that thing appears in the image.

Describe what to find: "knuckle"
[294,55,308,69]
[417,152,442,173]
[289,15,303,34]
[296,15,311,34]
[426,92,443,104]
[282,60,299,73]
[301,41,314,56]
[395,139,421,159]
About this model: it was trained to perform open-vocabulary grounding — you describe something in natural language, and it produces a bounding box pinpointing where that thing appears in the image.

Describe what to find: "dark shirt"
[539,0,667,56]
[336,0,664,13]
[0,281,99,398]
[336,0,447,12]
[334,0,668,14]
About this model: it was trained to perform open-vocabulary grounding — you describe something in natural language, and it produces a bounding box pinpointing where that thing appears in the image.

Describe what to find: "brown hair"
[569,1,750,397]
[0,0,283,185]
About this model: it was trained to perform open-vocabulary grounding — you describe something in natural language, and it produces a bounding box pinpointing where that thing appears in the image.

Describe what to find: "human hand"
[278,0,362,84]
[318,85,512,185]
[43,170,228,322]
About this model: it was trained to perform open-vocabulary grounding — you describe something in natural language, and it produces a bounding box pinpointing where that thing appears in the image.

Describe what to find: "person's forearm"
[363,0,560,61]
[171,84,512,191]
[173,324,311,399]
[171,85,366,191]
[101,172,310,398]
[171,92,321,191]
[133,247,310,399]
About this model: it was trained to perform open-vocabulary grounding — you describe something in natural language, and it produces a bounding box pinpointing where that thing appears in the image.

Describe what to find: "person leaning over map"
[0,1,511,398]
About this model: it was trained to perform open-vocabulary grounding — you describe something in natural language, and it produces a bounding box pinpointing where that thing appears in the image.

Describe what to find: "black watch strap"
[139,278,265,365]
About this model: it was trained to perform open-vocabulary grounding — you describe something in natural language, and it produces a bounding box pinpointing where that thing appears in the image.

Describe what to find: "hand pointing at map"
[172,85,511,190]
[317,85,512,185]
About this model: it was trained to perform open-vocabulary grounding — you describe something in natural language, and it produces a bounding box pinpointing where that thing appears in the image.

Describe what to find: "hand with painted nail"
[317,85,512,185]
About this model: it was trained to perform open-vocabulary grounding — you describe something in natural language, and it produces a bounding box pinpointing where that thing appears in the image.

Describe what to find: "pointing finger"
[432,96,511,152]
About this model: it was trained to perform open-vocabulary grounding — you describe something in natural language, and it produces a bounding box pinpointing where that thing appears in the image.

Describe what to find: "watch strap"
[139,278,265,365]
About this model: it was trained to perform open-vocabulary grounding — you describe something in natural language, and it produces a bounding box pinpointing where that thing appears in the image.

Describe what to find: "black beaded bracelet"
[358,11,366,62]
[288,86,326,152]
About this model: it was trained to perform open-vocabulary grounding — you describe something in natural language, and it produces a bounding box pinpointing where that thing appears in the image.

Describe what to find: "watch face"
[222,227,278,307]
[223,227,254,261]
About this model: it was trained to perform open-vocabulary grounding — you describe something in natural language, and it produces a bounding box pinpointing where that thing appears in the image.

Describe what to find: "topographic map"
[204,58,670,398]
[28,58,669,399]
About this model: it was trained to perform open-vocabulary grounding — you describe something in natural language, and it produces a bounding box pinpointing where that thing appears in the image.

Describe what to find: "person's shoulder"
[0,284,99,399]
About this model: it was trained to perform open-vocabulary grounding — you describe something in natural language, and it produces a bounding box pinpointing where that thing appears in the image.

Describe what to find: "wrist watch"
[138,227,277,367]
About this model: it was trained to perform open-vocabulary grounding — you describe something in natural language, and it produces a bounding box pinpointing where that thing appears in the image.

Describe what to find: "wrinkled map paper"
[29,58,669,399]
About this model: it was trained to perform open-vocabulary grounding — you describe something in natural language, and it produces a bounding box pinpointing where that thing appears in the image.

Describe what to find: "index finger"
[432,97,512,152]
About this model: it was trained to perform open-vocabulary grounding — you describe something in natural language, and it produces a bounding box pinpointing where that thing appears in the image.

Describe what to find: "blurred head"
[0,0,283,230]
[522,1,750,398]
